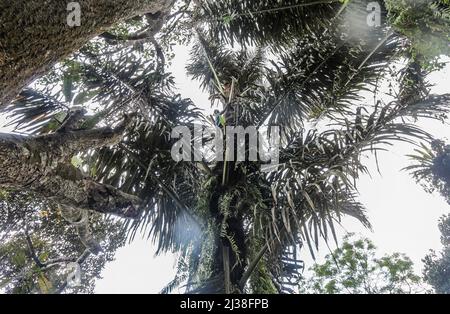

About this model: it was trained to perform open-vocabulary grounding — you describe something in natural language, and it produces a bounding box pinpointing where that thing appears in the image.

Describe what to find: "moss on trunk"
[0,0,173,105]
[0,119,141,218]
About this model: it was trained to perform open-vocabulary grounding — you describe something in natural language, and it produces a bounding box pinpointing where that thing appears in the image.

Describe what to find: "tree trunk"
[202,165,248,294]
[0,0,173,106]
[0,118,141,218]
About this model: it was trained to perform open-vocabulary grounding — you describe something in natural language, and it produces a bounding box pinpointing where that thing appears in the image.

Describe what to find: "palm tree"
[164,27,449,292]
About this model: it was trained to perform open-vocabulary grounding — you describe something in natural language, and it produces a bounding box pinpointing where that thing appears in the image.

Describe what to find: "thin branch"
[24,228,44,268]
[258,43,343,128]
[55,249,91,294]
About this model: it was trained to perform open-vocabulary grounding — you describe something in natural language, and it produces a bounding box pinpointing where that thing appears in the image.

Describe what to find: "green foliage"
[406,138,450,204]
[0,192,126,294]
[248,238,278,294]
[407,140,450,294]
[199,0,341,48]
[300,235,424,294]
[1,0,450,294]
[385,0,450,68]
[423,214,450,293]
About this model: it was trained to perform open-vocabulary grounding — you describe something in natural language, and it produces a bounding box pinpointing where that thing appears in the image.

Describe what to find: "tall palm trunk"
[202,102,250,293]
[207,173,248,293]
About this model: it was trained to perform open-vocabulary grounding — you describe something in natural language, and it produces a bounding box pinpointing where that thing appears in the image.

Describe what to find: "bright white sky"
[1,47,449,294]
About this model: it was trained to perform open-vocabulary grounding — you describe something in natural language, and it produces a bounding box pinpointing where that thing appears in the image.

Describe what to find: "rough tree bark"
[0,113,141,218]
[0,0,173,106]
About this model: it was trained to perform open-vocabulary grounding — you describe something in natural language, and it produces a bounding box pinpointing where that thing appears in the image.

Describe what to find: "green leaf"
[62,75,74,103]
[37,273,53,294]
[71,156,83,169]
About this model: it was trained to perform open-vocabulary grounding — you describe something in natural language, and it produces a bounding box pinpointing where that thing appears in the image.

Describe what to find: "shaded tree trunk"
[0,0,173,106]
[201,164,248,294]
[0,116,141,218]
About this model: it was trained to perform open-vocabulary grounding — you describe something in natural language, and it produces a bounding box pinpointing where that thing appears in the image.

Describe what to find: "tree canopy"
[299,235,424,294]
[423,214,450,294]
[406,140,450,293]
